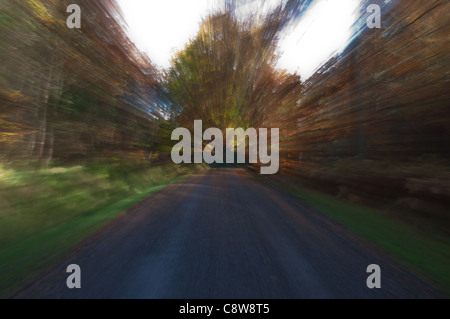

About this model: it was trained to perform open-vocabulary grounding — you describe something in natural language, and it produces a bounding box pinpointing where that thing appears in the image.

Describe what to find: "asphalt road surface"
[14,169,441,298]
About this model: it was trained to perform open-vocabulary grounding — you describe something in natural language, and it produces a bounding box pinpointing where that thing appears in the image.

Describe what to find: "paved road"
[14,169,441,298]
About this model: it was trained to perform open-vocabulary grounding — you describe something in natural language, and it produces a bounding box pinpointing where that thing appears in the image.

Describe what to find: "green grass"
[0,163,206,297]
[268,179,450,295]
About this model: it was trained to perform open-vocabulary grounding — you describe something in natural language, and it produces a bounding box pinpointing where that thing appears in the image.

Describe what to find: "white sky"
[117,0,360,80]
[277,0,360,79]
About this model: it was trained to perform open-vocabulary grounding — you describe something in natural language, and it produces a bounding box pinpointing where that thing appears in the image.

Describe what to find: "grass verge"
[0,163,205,297]
[265,177,450,295]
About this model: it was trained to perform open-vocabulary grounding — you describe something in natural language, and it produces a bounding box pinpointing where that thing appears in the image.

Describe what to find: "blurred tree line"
[278,0,450,226]
[0,0,172,166]
[283,0,449,164]
[166,1,304,131]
